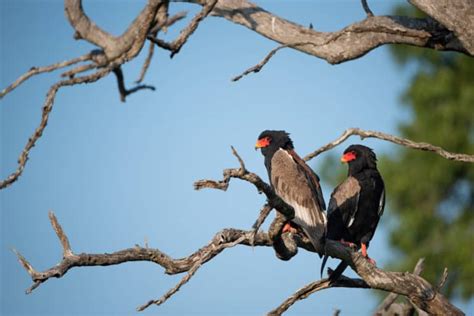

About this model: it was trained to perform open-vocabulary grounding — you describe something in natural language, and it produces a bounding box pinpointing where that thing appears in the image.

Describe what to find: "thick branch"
[181,0,470,64]
[64,0,116,53]
[409,0,474,55]
[64,0,162,60]
[303,128,474,163]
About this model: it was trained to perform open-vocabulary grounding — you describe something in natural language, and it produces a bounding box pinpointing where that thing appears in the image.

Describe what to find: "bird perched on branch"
[321,144,385,281]
[255,130,326,254]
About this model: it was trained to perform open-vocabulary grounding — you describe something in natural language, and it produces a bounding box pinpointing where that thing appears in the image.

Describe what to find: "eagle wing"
[270,149,326,252]
[328,176,361,228]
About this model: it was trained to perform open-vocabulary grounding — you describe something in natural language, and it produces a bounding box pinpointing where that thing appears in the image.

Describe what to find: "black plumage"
[256,130,327,253]
[321,144,385,281]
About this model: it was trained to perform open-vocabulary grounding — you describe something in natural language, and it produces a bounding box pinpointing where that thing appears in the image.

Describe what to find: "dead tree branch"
[14,210,464,315]
[148,0,218,58]
[303,128,474,163]
[112,66,155,102]
[180,0,471,63]
[409,0,474,55]
[3,0,473,190]
[0,53,92,98]
[232,42,316,82]
[269,274,370,316]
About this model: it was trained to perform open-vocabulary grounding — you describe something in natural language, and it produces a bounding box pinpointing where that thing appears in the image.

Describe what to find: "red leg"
[361,243,376,265]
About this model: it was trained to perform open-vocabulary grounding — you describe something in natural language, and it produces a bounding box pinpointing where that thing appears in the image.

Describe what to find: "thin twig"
[250,204,273,246]
[268,275,369,315]
[136,41,157,84]
[113,66,155,102]
[137,235,246,311]
[149,10,187,34]
[0,53,92,98]
[48,211,74,257]
[436,267,449,291]
[137,9,189,83]
[232,42,315,82]
[231,145,246,172]
[137,261,203,311]
[149,0,217,58]
[303,128,474,163]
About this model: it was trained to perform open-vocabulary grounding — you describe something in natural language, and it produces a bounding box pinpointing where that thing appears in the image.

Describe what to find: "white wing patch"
[347,192,360,228]
[378,189,385,216]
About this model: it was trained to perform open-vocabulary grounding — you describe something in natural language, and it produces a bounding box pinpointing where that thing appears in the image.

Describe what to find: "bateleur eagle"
[321,144,385,281]
[256,130,327,254]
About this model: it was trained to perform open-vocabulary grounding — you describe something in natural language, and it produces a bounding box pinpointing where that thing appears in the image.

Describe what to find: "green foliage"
[381,53,474,299]
[381,13,474,299]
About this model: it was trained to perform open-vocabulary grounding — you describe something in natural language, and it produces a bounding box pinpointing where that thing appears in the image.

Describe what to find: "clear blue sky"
[1,1,470,315]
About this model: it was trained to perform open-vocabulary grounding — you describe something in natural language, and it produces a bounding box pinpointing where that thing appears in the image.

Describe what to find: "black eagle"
[321,144,385,281]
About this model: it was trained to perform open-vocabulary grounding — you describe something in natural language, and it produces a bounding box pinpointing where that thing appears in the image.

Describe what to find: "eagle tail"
[328,261,349,283]
[320,254,329,277]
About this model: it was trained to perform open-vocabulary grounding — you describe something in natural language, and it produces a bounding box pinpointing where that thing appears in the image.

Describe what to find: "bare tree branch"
[137,235,246,311]
[14,211,464,315]
[269,274,370,316]
[149,0,218,58]
[136,10,188,83]
[13,212,272,298]
[409,0,474,55]
[194,148,295,219]
[64,0,162,60]
[3,0,473,191]
[179,0,471,64]
[250,203,273,246]
[0,53,92,98]
[303,128,474,163]
[112,66,155,102]
[232,43,315,82]
[61,63,97,78]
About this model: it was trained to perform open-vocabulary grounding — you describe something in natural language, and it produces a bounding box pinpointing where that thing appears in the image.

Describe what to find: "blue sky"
[1,1,471,315]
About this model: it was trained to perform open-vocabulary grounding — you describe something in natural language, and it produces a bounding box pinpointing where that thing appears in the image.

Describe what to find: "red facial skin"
[341,151,356,163]
[255,137,271,149]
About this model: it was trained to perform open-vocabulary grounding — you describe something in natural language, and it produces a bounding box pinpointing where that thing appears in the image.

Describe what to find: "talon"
[361,243,368,257]
[360,243,376,265]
